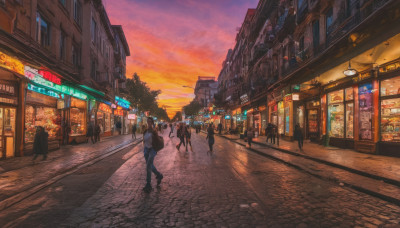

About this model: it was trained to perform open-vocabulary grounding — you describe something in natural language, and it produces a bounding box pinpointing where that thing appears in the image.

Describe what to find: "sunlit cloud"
[104,0,258,118]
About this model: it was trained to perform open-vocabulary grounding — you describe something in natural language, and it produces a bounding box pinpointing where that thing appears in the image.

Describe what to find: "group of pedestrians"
[175,123,192,152]
[86,122,102,144]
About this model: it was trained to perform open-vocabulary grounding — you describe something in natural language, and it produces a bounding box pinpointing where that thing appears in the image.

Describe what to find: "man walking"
[86,122,95,144]
[169,123,174,138]
[94,122,101,143]
[132,124,137,139]
[294,123,304,151]
[33,126,48,161]
[218,122,222,134]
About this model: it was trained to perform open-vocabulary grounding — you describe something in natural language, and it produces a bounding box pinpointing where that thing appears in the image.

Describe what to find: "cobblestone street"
[1,130,398,227]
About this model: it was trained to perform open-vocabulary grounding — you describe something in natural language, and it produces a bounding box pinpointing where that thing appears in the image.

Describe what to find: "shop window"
[32,107,60,141]
[70,108,85,136]
[359,83,373,140]
[381,98,400,142]
[25,105,35,143]
[328,90,344,138]
[346,103,354,138]
[345,87,353,100]
[381,76,400,96]
[278,102,284,134]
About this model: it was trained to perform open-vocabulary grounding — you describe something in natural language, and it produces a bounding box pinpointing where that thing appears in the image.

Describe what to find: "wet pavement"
[221,133,400,185]
[0,134,142,209]
[0,129,398,227]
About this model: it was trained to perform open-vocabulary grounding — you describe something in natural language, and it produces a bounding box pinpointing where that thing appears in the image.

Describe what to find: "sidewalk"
[0,134,142,206]
[221,133,400,186]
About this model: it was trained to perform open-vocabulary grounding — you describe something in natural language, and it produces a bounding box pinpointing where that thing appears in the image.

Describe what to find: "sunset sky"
[104,0,259,118]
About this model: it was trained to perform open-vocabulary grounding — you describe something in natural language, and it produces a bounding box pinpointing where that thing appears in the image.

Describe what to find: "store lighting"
[343,61,357,77]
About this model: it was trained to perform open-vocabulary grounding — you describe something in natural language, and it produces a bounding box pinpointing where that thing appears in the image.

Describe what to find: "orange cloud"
[104,0,258,118]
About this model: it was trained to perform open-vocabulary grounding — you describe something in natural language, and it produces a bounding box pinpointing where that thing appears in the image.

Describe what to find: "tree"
[183,99,202,117]
[125,73,161,114]
[172,111,182,122]
[154,107,170,122]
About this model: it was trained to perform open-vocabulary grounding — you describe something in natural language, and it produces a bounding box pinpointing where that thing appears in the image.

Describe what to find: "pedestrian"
[247,127,254,148]
[86,122,95,144]
[265,123,272,143]
[185,125,193,152]
[169,123,174,138]
[176,123,186,150]
[294,123,304,151]
[132,124,137,139]
[63,121,71,145]
[270,124,276,144]
[206,123,215,154]
[158,123,162,133]
[94,122,101,143]
[142,117,163,193]
[33,126,48,161]
[116,121,122,135]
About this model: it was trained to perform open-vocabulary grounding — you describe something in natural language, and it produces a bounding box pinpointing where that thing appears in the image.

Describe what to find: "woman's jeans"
[144,147,161,186]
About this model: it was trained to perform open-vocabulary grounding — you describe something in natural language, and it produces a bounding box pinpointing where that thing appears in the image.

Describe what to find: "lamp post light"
[343,61,358,77]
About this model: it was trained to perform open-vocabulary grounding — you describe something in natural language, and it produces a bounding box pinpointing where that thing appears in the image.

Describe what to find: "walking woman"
[206,124,215,153]
[247,127,254,148]
[176,123,185,151]
[185,125,192,152]
[142,117,163,193]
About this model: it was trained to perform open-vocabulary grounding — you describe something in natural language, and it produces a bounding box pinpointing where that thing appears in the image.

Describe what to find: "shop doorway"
[0,107,16,158]
[306,109,320,141]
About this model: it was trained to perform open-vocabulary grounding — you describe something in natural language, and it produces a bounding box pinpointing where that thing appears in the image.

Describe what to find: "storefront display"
[70,98,86,136]
[346,103,354,138]
[278,101,284,134]
[359,83,373,140]
[25,90,61,143]
[381,98,400,142]
[308,109,319,134]
[328,90,344,138]
[97,103,112,133]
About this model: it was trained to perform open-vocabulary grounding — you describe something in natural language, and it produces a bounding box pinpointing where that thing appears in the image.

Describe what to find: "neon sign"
[98,103,112,113]
[38,70,62,85]
[24,66,87,100]
[28,83,62,99]
[114,107,124,116]
[0,51,24,75]
[115,96,130,109]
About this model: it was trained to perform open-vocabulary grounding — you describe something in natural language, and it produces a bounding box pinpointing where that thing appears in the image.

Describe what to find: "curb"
[214,133,400,206]
[0,138,143,212]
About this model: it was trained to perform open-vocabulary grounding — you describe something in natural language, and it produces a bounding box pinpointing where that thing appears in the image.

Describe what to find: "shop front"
[69,97,87,143]
[379,72,400,156]
[97,102,112,137]
[0,51,25,158]
[0,80,18,158]
[24,86,62,153]
[114,106,124,135]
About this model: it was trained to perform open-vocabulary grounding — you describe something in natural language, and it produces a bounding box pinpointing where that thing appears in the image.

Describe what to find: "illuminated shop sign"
[38,70,62,85]
[128,114,136,120]
[111,104,117,109]
[224,115,231,120]
[114,106,124,116]
[0,51,24,75]
[98,103,112,113]
[28,83,62,99]
[115,96,130,109]
[24,66,87,100]
[0,83,15,95]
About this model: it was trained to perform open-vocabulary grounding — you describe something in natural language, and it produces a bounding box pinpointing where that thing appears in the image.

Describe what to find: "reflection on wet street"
[0,130,399,227]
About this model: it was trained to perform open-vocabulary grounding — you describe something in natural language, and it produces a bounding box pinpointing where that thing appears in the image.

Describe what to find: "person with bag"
[142,117,164,193]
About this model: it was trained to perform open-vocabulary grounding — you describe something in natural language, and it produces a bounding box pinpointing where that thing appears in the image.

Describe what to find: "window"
[59,0,66,6]
[312,20,320,51]
[73,0,82,26]
[299,36,304,52]
[326,8,333,34]
[91,18,97,43]
[36,12,51,47]
[359,83,373,140]
[72,44,81,66]
[298,0,304,8]
[59,30,66,60]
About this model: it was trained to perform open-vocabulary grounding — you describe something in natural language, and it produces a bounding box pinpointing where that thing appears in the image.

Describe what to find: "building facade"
[0,0,130,159]
[217,0,400,156]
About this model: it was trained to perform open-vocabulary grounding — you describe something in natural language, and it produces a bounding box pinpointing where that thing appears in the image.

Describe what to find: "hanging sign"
[115,96,130,109]
[128,114,136,120]
[114,106,124,116]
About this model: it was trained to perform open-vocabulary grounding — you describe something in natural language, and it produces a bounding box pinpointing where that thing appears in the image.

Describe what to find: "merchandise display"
[346,103,354,138]
[285,107,290,134]
[70,108,85,136]
[328,103,344,138]
[381,98,400,142]
[381,76,400,96]
[105,112,111,132]
[278,102,284,134]
[308,109,318,133]
[359,83,373,140]
[25,106,60,142]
